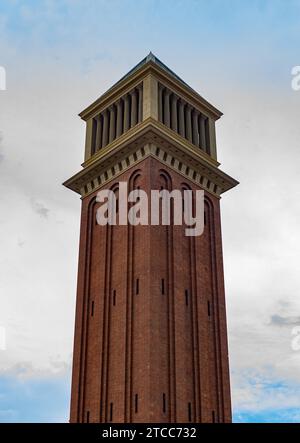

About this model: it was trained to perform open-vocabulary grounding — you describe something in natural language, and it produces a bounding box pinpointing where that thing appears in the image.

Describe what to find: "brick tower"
[64,53,238,423]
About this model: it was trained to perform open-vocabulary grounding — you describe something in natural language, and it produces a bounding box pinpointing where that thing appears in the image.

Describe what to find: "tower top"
[64,54,238,198]
[110,52,190,93]
[79,53,222,122]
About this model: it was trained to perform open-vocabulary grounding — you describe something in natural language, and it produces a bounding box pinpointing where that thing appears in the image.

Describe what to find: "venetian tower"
[64,53,238,423]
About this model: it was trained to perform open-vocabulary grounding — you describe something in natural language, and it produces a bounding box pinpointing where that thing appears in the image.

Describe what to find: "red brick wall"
[69,156,231,423]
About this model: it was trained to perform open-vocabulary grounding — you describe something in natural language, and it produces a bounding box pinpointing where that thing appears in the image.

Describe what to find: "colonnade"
[91,84,143,154]
[158,84,210,155]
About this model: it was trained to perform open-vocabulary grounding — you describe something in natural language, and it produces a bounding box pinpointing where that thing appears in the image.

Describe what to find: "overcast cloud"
[0,0,300,422]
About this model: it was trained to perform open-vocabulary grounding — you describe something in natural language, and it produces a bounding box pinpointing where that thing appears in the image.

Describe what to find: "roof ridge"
[106,52,189,94]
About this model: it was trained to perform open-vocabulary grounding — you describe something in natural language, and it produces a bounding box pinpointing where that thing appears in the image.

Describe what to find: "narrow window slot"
[188,402,192,422]
[113,290,116,306]
[91,301,94,317]
[161,279,165,295]
[86,411,90,423]
[207,300,211,317]
[109,403,113,422]
[185,289,189,306]
[135,394,138,413]
[204,211,207,226]
[91,118,97,155]
[136,278,139,295]
[212,410,215,423]
[163,393,166,413]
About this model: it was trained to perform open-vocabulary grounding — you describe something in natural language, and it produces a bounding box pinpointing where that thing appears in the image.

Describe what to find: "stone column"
[185,104,192,142]
[171,93,178,132]
[158,84,163,122]
[163,89,171,127]
[109,105,116,143]
[95,114,103,151]
[199,114,207,152]
[116,99,123,138]
[142,74,158,121]
[208,118,217,158]
[102,109,109,148]
[192,110,199,146]
[178,99,185,137]
[84,118,94,160]
[137,85,143,123]
[130,89,138,127]
[123,95,130,132]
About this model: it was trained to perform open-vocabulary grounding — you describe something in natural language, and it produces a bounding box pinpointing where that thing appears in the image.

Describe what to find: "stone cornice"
[63,119,238,199]
[79,61,222,122]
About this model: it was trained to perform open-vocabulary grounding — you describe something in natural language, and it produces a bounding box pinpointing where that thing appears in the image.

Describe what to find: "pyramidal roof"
[111,52,190,91]
[79,52,222,120]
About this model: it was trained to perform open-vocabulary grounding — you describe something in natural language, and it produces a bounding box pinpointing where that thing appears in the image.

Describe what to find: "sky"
[0,0,300,423]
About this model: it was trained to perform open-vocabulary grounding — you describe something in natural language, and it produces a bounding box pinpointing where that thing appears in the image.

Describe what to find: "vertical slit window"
[207,300,211,317]
[136,278,139,295]
[86,411,90,423]
[113,290,116,306]
[135,394,138,413]
[188,402,192,422]
[212,410,215,423]
[163,393,166,413]
[161,279,165,295]
[185,289,189,306]
[91,301,94,317]
[191,194,196,219]
[109,403,113,422]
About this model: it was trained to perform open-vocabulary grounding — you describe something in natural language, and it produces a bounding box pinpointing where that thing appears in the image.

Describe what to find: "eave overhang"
[63,118,238,199]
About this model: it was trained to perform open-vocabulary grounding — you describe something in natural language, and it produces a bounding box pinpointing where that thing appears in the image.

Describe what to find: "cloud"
[30,198,50,218]
[269,314,300,327]
[0,374,70,423]
[0,0,300,423]
[17,238,25,247]
[235,408,300,423]
[232,368,300,422]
